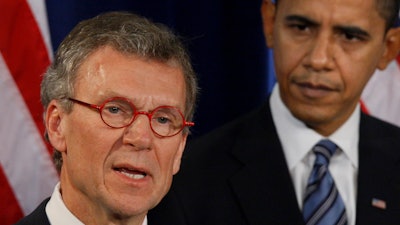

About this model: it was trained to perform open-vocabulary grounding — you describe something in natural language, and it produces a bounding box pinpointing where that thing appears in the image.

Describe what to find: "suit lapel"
[356,114,400,225]
[229,103,304,225]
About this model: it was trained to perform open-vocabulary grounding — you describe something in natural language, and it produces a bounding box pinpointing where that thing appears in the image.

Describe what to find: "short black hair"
[377,0,400,30]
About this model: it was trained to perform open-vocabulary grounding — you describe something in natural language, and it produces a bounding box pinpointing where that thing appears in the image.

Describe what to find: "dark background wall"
[46,0,275,138]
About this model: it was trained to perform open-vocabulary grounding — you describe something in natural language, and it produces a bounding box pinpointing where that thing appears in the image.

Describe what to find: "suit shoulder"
[190,102,270,147]
[182,102,272,167]
[361,113,400,137]
[14,198,50,225]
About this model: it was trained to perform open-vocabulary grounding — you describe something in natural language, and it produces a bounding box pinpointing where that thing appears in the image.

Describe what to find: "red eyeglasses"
[67,97,194,137]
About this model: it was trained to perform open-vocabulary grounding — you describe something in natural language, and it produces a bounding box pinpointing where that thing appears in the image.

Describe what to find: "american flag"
[0,0,58,224]
[371,198,387,210]
[362,56,400,127]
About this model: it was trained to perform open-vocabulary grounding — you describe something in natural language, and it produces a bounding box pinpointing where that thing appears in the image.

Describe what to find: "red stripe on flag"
[360,100,370,114]
[0,166,23,224]
[0,0,50,152]
[0,0,57,222]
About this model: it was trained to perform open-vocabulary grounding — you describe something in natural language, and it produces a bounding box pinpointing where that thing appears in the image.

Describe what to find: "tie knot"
[313,139,337,165]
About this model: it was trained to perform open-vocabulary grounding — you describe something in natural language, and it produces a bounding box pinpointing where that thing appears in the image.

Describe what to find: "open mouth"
[114,167,147,180]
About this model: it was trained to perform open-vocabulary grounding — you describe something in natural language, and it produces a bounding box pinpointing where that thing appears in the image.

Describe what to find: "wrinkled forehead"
[275,0,383,27]
[276,0,376,10]
[73,46,186,108]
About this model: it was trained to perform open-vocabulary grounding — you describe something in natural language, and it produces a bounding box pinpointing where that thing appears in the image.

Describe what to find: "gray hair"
[42,11,198,171]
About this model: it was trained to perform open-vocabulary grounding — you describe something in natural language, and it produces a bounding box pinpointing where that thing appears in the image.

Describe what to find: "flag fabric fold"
[361,57,400,127]
[0,0,58,224]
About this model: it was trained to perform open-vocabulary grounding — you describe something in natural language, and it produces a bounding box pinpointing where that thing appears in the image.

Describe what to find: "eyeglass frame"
[65,97,194,137]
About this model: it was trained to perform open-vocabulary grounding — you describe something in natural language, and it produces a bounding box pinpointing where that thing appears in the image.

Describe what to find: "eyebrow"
[285,15,318,27]
[284,14,371,40]
[334,25,371,40]
[100,90,129,100]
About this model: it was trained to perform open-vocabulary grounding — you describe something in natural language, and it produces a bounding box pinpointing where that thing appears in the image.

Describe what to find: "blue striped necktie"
[302,139,348,225]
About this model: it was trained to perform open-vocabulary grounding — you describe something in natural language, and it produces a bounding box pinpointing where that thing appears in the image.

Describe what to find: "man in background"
[16,11,198,225]
[149,0,400,224]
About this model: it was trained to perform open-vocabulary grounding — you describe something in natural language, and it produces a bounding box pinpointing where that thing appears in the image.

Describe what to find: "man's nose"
[305,34,334,71]
[122,113,153,150]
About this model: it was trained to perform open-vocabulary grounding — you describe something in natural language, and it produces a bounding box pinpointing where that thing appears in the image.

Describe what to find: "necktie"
[302,139,348,225]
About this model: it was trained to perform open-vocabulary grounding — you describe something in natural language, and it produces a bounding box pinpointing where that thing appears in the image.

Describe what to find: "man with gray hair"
[16,11,198,225]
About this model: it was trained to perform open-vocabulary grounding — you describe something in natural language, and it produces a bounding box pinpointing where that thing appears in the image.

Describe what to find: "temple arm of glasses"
[68,98,101,111]
[185,122,195,127]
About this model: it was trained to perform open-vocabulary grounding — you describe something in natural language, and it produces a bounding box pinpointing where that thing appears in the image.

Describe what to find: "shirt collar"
[46,182,148,225]
[46,182,84,225]
[270,84,359,170]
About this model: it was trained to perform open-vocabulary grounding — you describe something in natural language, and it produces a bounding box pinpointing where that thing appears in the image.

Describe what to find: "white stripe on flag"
[26,0,53,59]
[362,60,400,127]
[0,54,58,215]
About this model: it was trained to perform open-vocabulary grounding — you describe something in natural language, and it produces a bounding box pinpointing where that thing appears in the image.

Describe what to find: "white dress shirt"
[46,182,148,225]
[269,84,359,225]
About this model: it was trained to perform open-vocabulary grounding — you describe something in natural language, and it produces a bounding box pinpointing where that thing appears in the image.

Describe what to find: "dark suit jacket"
[14,198,50,225]
[149,101,400,225]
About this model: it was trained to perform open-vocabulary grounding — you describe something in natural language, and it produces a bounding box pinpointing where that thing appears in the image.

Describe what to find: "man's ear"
[261,0,276,48]
[377,27,400,70]
[45,100,67,152]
